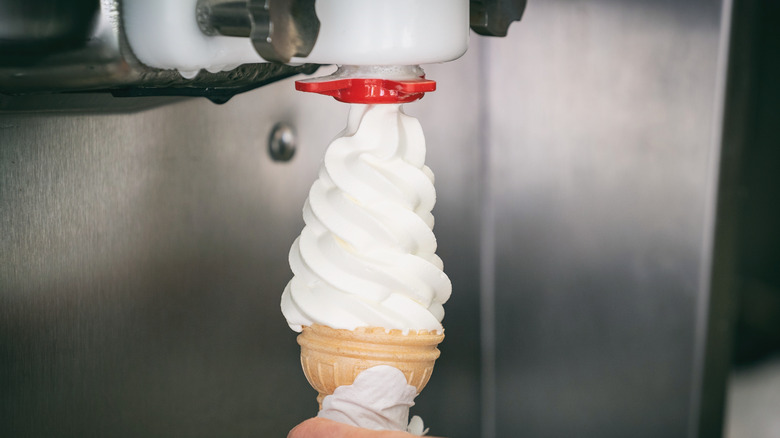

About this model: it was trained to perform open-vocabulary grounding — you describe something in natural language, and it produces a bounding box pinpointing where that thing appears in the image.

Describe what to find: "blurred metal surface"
[0,0,100,55]
[485,0,730,437]
[726,356,780,438]
[1,82,341,437]
[719,1,780,437]
[0,0,738,437]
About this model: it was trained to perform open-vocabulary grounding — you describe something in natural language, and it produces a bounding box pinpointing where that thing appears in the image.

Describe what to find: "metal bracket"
[197,0,320,63]
[470,0,527,37]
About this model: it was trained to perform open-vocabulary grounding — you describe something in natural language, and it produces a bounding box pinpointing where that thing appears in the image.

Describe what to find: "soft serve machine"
[0,0,767,436]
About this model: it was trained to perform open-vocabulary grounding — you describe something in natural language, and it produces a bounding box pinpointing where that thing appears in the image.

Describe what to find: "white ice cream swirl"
[281,104,451,333]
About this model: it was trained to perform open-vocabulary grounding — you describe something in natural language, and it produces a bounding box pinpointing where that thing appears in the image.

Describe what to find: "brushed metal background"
[485,0,728,437]
[0,0,732,436]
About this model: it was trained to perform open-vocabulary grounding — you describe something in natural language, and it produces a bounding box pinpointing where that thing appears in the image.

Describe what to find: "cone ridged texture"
[297,324,444,407]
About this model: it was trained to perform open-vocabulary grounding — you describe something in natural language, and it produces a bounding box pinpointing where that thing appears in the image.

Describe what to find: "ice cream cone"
[297,324,445,408]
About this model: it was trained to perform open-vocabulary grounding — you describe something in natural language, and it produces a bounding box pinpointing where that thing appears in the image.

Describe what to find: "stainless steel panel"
[0,57,483,436]
[486,0,727,437]
[1,0,736,436]
[0,82,340,437]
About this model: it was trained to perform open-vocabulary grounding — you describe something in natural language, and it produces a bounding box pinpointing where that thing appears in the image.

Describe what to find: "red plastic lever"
[295,77,436,104]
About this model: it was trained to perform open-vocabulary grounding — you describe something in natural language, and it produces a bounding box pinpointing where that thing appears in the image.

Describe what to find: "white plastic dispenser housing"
[122,0,470,77]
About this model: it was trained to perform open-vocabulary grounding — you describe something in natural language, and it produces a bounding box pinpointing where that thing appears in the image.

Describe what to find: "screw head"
[268,122,296,162]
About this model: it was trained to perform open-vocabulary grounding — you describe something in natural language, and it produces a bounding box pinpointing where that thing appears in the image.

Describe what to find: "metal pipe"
[196,0,253,37]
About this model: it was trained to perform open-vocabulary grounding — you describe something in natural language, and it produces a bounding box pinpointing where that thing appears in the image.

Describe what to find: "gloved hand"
[288,418,444,438]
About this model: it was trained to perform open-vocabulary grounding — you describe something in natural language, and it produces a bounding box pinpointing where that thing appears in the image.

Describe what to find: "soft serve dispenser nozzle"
[0,0,526,105]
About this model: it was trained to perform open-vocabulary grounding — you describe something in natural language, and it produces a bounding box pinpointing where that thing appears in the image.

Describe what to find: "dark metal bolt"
[268,122,296,162]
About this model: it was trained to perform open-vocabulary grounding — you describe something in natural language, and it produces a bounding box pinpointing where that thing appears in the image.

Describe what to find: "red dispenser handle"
[295,77,436,104]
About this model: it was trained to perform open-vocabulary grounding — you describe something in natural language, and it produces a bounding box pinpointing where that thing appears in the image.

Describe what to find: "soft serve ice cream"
[280,103,451,334]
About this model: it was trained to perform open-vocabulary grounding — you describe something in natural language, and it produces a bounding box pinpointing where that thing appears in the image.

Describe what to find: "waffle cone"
[297,324,445,408]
